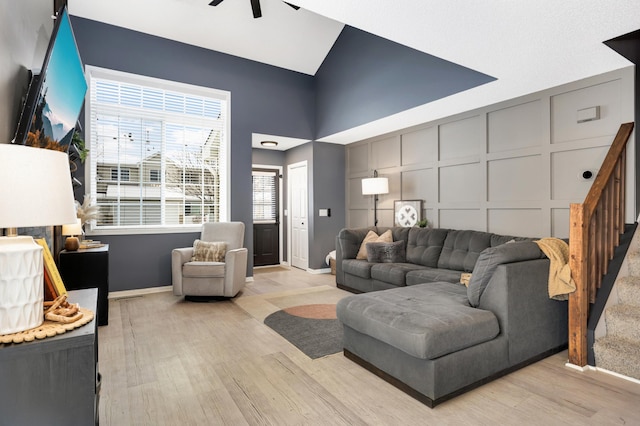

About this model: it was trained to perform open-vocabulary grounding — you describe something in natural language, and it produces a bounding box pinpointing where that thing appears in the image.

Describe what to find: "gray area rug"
[264,306,343,359]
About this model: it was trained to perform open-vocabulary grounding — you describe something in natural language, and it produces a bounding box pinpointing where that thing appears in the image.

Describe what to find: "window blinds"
[252,170,277,222]
[87,71,228,229]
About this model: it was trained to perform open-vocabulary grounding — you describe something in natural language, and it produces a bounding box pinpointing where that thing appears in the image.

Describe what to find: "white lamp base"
[0,236,44,335]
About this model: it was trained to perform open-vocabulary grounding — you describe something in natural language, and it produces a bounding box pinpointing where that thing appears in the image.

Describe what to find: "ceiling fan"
[208,0,299,19]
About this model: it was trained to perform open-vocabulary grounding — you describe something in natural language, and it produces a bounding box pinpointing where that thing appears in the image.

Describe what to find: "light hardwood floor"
[99,267,640,425]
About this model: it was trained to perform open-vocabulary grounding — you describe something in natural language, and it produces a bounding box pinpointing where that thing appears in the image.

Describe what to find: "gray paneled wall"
[347,68,635,239]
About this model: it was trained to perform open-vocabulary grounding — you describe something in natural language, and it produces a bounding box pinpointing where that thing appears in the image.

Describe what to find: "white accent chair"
[172,222,248,299]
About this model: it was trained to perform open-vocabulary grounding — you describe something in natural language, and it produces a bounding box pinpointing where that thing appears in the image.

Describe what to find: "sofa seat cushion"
[183,261,225,278]
[343,259,374,279]
[337,283,500,360]
[370,263,428,286]
[405,268,463,286]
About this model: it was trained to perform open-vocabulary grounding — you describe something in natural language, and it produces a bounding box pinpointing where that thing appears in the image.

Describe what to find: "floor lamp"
[362,170,389,226]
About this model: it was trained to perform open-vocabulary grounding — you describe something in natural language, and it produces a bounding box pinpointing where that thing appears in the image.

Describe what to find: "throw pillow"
[356,229,393,259]
[366,240,406,263]
[191,240,227,262]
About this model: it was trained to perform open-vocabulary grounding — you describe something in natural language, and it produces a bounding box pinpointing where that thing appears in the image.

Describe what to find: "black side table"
[0,289,99,425]
[59,245,109,326]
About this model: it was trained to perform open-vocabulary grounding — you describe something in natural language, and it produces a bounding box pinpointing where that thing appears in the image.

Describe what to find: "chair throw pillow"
[356,230,393,260]
[191,240,227,262]
[366,240,406,263]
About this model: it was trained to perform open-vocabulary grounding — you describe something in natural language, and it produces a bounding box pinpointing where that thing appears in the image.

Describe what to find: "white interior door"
[288,161,308,270]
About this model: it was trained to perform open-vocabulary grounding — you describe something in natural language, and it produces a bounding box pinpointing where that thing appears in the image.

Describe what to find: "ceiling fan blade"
[209,0,224,6]
[284,2,300,10]
[250,0,262,18]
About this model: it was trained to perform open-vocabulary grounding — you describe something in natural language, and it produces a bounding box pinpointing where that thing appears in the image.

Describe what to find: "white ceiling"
[69,0,639,147]
[68,0,344,76]
[251,133,310,151]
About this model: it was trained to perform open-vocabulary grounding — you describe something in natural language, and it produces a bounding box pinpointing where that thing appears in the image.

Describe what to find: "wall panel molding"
[345,68,635,238]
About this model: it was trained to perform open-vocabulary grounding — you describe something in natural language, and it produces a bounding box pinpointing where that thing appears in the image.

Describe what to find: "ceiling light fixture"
[261,141,278,147]
[209,0,299,19]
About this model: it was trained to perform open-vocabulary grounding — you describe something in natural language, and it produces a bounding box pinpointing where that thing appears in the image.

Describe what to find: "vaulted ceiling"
[68,0,639,145]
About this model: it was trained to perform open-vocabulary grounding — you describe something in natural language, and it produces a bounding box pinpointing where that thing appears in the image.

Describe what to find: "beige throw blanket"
[535,238,576,300]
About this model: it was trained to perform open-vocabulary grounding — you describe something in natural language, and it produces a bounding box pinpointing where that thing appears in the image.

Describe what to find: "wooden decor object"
[0,307,93,344]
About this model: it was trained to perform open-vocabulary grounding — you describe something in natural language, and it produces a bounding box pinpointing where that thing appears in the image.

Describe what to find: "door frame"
[287,160,309,270]
[252,164,283,266]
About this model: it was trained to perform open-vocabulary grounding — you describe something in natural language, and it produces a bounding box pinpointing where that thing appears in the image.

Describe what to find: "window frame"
[84,66,231,236]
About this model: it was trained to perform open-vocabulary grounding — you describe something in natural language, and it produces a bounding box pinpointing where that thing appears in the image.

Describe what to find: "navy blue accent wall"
[252,148,286,167]
[71,17,315,290]
[100,232,199,292]
[311,142,345,268]
[314,26,496,139]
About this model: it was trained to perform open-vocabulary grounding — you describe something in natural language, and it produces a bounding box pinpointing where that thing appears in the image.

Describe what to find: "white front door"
[288,161,308,270]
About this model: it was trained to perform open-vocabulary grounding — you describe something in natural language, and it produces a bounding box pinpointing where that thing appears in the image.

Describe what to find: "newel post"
[568,203,589,366]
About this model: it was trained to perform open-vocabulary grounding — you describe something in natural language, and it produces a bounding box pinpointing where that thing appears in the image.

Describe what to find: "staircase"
[593,232,640,380]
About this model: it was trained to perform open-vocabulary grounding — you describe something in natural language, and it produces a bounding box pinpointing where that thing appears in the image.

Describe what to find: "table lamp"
[62,218,82,251]
[362,170,389,226]
[0,144,77,335]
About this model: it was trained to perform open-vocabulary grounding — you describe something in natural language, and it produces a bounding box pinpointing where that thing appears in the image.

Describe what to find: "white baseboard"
[108,285,172,299]
[594,366,640,384]
[565,362,640,384]
[564,362,591,372]
[109,278,255,298]
[307,267,331,275]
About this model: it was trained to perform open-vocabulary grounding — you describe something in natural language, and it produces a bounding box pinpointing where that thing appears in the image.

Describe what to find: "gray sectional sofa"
[335,226,568,407]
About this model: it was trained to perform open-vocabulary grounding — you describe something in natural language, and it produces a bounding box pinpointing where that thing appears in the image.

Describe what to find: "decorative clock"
[394,200,423,227]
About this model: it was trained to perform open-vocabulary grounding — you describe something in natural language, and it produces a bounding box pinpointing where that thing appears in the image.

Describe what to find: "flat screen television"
[12,6,87,151]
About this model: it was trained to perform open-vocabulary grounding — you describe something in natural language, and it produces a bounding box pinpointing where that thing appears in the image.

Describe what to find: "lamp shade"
[362,177,389,195]
[0,144,77,228]
[0,144,77,334]
[62,218,83,236]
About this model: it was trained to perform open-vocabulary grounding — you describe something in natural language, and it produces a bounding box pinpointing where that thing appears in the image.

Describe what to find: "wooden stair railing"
[568,122,634,367]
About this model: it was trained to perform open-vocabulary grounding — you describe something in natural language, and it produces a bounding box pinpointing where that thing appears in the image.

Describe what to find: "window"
[111,168,130,181]
[149,169,160,183]
[252,169,278,223]
[85,66,230,233]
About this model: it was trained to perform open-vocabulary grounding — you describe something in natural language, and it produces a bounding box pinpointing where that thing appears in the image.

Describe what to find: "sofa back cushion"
[406,227,449,267]
[467,241,545,307]
[490,233,535,246]
[337,227,377,260]
[376,226,411,246]
[437,230,493,272]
